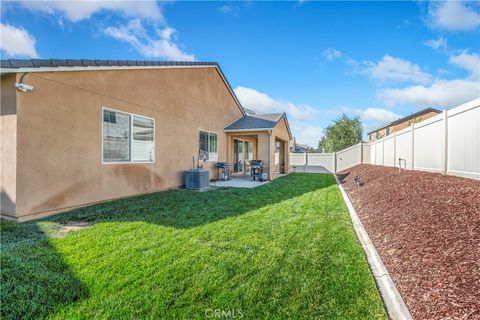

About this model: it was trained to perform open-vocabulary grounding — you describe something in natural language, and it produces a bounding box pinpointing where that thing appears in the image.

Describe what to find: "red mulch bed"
[338,165,480,320]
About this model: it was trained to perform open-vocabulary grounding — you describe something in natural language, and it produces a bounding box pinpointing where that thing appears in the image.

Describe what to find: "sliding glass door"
[233,139,244,173]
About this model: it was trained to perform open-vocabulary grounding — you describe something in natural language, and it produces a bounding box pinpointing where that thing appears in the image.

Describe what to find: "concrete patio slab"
[211,178,269,188]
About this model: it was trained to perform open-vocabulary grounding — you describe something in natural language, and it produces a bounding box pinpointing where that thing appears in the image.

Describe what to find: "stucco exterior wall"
[11,67,243,219]
[257,132,273,178]
[0,74,17,217]
[271,117,291,179]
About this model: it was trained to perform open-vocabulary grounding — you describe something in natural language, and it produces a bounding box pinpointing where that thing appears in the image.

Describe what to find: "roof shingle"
[0,59,218,69]
[224,114,283,131]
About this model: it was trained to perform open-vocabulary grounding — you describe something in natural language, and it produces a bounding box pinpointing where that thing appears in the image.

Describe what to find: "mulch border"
[335,175,412,320]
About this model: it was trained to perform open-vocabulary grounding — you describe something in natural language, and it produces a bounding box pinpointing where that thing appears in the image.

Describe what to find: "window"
[199,130,218,161]
[103,110,130,162]
[132,115,154,162]
[386,127,391,136]
[103,108,155,163]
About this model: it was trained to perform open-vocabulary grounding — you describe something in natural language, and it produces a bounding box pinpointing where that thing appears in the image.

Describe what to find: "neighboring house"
[367,108,441,142]
[0,59,292,221]
[290,138,308,153]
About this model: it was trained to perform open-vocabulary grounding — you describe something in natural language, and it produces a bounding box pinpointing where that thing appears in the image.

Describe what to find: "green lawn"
[1,174,386,319]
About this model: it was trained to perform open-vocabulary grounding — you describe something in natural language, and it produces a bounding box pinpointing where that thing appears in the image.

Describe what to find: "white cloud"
[424,37,448,51]
[159,27,176,41]
[233,86,319,121]
[377,79,479,108]
[359,107,401,123]
[428,1,480,31]
[364,55,432,84]
[218,4,236,15]
[359,108,402,135]
[322,48,341,61]
[234,86,323,146]
[0,23,38,58]
[374,50,479,109]
[20,1,163,22]
[449,51,480,79]
[326,106,401,136]
[103,19,195,61]
[17,1,195,61]
[290,121,323,148]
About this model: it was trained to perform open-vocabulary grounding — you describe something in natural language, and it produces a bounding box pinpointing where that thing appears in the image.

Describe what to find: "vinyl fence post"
[304,152,307,172]
[382,138,385,165]
[333,152,337,174]
[393,131,397,168]
[443,110,448,175]
[360,142,363,164]
[411,123,415,170]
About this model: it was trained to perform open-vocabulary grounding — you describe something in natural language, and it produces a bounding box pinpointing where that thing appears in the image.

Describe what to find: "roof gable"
[224,115,278,131]
[225,112,292,139]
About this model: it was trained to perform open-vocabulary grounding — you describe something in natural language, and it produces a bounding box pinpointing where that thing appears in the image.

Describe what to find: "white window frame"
[199,129,218,162]
[102,107,155,164]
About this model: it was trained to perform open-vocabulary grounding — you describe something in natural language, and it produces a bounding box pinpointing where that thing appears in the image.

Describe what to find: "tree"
[318,114,362,152]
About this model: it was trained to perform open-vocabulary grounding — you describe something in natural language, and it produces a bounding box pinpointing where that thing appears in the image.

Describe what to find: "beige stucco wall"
[0,74,17,216]
[271,117,291,179]
[9,67,243,219]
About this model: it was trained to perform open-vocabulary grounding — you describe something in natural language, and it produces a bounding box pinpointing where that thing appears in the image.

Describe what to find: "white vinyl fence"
[289,142,366,173]
[290,98,480,180]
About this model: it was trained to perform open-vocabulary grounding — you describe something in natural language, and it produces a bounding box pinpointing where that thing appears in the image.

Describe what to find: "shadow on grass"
[0,173,335,319]
[43,173,337,229]
[0,220,89,320]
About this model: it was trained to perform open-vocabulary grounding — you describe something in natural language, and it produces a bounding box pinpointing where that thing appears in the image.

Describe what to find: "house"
[290,138,308,153]
[367,108,441,142]
[0,59,292,221]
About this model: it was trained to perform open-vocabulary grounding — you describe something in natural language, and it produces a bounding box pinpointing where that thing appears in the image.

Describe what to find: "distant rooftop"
[367,107,441,135]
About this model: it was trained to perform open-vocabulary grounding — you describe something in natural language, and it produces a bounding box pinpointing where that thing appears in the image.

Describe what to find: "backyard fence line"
[290,98,480,180]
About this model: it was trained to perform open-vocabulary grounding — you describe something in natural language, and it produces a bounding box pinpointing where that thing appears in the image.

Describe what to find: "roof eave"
[224,128,274,132]
[0,62,246,117]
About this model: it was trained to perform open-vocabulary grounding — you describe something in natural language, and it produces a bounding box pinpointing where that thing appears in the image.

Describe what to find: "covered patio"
[224,113,292,181]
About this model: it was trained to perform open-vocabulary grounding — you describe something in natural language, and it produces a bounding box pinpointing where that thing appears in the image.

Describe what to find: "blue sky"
[1,1,479,146]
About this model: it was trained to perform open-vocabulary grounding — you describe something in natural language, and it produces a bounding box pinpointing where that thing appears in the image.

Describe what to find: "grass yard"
[1,174,386,319]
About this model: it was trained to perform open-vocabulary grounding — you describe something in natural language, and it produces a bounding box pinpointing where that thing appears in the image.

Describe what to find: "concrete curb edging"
[335,176,412,320]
